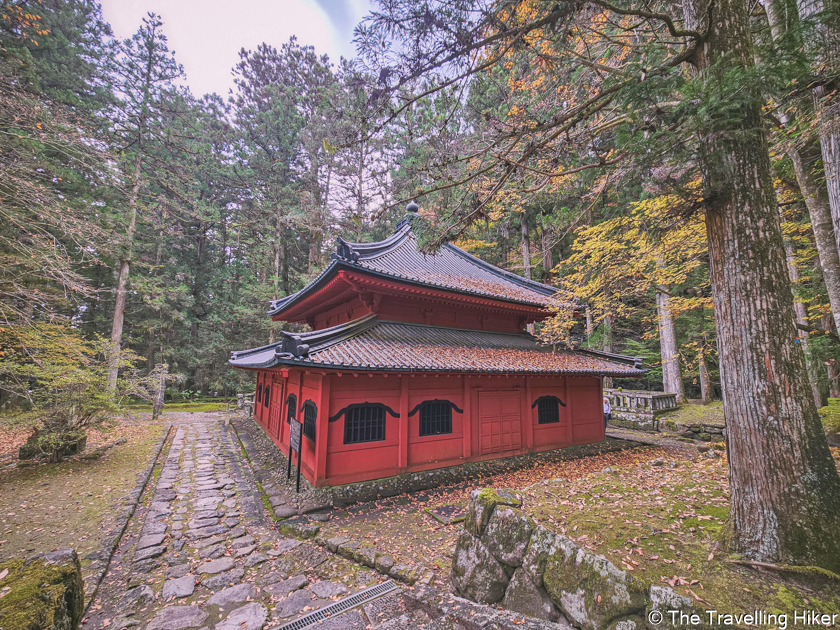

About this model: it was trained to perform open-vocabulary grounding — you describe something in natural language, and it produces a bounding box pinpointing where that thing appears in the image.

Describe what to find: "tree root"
[727,559,840,584]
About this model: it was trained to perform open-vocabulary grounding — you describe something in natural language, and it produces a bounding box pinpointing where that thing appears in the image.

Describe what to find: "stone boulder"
[521,526,558,588]
[0,549,84,630]
[464,488,522,537]
[542,537,648,630]
[481,505,534,568]
[450,531,510,604]
[502,567,562,622]
[648,585,713,630]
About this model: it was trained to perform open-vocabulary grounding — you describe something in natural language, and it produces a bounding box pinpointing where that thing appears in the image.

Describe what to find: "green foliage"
[819,399,840,435]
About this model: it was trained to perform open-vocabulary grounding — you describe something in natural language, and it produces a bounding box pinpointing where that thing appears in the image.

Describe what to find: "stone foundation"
[451,488,709,630]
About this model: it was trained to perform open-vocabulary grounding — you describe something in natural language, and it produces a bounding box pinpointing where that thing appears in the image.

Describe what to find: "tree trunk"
[541,217,553,284]
[822,314,840,398]
[789,147,840,334]
[794,0,840,254]
[107,154,142,394]
[520,214,532,280]
[152,364,167,420]
[698,346,713,404]
[761,0,840,333]
[308,157,324,273]
[785,237,828,408]
[687,0,840,570]
[602,312,614,390]
[656,288,685,402]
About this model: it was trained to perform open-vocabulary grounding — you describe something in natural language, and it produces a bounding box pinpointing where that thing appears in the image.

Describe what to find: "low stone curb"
[82,423,173,612]
[404,583,562,630]
[311,531,435,587]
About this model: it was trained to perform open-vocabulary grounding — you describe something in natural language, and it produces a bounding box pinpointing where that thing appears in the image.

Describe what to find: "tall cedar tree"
[356,0,840,569]
[104,13,183,392]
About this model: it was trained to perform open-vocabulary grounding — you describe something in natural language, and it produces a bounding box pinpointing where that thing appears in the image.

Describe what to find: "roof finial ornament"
[407,200,419,213]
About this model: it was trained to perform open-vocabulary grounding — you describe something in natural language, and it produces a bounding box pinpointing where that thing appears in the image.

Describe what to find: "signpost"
[287,419,303,493]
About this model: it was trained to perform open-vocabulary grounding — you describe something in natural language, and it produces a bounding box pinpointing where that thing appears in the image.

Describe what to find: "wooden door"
[269,378,283,439]
[478,390,521,455]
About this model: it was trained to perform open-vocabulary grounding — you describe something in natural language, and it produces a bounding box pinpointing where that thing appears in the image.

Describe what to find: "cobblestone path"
[83,415,499,630]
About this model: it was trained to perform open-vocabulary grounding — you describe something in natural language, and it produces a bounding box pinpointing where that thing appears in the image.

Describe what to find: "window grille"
[419,401,453,436]
[537,398,560,424]
[344,405,385,444]
[256,384,262,404]
[302,401,317,443]
[286,394,297,423]
[263,385,271,408]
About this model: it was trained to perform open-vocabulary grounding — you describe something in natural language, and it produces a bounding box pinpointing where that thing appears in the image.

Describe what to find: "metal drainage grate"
[276,580,400,630]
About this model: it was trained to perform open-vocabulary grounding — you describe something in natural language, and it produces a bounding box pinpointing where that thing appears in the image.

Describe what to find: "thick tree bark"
[520,215,532,280]
[687,0,840,570]
[656,288,685,402]
[785,237,829,408]
[107,154,142,394]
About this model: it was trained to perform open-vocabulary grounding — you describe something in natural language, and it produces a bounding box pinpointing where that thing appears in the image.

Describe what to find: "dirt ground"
[0,422,166,567]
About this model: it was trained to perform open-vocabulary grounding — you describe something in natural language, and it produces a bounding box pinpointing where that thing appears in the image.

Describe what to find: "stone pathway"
[83,415,503,630]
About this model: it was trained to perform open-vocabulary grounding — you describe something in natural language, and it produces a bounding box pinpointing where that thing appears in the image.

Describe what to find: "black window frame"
[418,402,454,436]
[256,384,262,404]
[344,405,386,444]
[302,400,317,443]
[263,384,271,408]
[286,393,297,424]
[532,395,566,424]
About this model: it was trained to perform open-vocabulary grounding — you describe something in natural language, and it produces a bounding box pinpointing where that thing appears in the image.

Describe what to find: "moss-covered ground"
[819,398,840,434]
[321,446,664,585]
[658,401,726,428]
[322,429,840,615]
[0,422,165,568]
[524,447,840,615]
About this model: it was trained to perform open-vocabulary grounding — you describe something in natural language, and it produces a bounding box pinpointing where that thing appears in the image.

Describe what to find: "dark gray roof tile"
[230,315,644,377]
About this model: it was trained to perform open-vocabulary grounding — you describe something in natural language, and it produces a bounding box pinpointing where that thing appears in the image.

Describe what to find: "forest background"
[1,0,838,412]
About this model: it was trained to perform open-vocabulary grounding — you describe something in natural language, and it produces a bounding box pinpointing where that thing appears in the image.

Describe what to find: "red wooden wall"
[310,293,525,333]
[250,369,604,488]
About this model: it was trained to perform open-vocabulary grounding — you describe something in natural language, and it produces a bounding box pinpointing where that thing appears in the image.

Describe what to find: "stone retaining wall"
[452,488,708,630]
[669,423,725,442]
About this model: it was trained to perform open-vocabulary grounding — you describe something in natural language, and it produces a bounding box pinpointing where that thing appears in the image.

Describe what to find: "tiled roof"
[230,315,645,376]
[268,217,557,316]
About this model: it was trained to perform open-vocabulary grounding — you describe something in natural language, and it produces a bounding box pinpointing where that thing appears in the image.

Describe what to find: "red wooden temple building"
[230,205,645,487]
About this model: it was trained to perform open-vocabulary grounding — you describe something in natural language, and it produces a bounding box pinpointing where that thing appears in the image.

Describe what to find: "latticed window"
[263,385,271,408]
[537,398,560,424]
[419,401,453,436]
[256,384,262,404]
[286,394,297,423]
[302,401,317,443]
[344,405,385,444]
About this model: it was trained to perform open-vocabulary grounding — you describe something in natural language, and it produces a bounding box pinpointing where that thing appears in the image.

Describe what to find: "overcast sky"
[100,0,373,98]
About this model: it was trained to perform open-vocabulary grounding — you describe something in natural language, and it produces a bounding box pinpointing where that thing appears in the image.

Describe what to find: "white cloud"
[100,0,366,97]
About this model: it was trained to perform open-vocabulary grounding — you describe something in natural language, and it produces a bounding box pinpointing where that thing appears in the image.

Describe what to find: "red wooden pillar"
[523,376,534,450]
[398,375,409,468]
[314,374,330,486]
[462,375,472,459]
[565,376,573,444]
